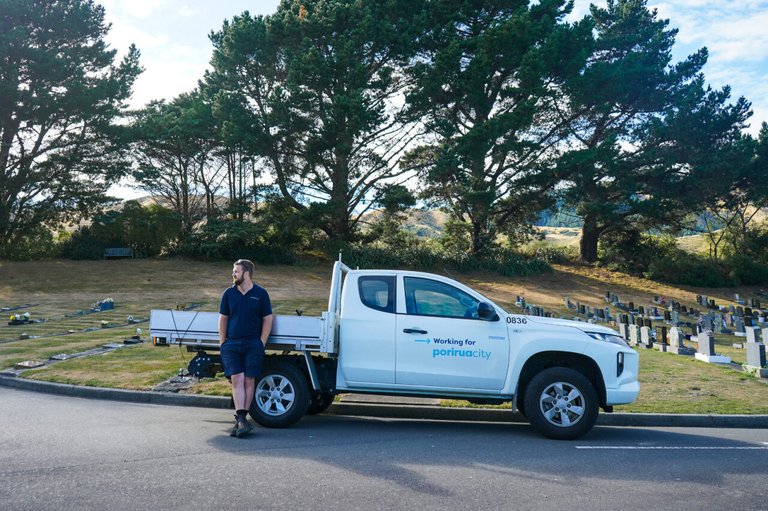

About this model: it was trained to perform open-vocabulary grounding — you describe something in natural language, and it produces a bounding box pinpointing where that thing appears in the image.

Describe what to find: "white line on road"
[576,446,768,450]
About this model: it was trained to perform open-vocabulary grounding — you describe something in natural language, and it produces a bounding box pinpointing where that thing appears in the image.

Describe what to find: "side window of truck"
[403,277,480,319]
[358,276,396,313]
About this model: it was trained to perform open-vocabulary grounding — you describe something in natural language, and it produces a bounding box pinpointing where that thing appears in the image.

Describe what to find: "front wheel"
[523,367,598,440]
[249,359,310,428]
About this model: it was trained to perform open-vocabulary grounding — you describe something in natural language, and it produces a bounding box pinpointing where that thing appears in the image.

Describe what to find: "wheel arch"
[515,351,607,412]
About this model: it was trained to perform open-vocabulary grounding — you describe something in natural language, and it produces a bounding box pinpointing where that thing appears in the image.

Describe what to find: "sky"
[99,0,768,198]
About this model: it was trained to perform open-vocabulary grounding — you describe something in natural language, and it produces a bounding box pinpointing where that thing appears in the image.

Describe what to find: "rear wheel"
[249,359,310,428]
[523,367,598,440]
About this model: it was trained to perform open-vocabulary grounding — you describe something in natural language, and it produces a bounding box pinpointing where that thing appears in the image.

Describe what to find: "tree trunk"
[580,214,600,263]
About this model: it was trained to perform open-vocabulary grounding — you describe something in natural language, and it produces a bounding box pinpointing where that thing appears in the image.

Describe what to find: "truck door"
[338,274,397,385]
[396,276,510,390]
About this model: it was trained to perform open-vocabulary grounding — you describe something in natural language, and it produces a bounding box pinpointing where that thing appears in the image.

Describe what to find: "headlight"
[586,331,630,348]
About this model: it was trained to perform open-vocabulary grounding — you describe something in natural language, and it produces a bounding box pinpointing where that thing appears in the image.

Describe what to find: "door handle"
[403,328,428,334]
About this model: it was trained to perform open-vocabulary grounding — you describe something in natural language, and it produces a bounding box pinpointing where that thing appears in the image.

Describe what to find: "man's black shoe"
[235,417,254,438]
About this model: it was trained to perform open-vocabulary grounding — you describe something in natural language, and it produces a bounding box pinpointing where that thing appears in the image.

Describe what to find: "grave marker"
[694,332,731,364]
[640,326,653,349]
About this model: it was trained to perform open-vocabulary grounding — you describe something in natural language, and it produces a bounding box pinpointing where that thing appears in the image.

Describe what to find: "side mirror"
[477,302,498,321]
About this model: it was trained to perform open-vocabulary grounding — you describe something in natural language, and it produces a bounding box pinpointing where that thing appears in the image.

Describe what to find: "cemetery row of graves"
[514,290,768,377]
[0,299,155,372]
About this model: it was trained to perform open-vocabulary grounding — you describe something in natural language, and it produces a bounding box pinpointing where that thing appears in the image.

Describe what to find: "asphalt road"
[2,387,768,511]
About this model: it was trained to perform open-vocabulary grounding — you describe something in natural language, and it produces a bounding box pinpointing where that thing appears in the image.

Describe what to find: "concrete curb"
[0,374,230,409]
[3,374,768,428]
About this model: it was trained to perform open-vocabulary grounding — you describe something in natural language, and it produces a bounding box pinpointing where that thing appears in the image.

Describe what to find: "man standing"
[219,259,273,438]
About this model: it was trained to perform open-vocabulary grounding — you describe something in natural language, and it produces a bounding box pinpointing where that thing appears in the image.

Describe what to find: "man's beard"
[233,276,244,286]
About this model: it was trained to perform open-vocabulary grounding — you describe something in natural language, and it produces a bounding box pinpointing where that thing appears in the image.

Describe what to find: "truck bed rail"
[150,310,330,352]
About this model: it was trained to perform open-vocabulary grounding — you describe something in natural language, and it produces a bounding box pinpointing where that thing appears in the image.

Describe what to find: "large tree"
[0,0,141,256]
[131,91,219,238]
[205,0,424,242]
[688,122,768,259]
[403,0,587,256]
[554,0,750,262]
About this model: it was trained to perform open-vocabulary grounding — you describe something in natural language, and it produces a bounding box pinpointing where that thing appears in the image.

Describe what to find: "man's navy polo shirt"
[219,284,272,341]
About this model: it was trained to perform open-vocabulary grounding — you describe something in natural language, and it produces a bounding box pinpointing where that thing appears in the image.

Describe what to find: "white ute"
[150,259,639,439]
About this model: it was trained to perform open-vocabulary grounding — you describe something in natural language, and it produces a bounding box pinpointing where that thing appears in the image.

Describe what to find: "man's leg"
[231,372,247,410]
[244,376,256,410]
[231,372,255,437]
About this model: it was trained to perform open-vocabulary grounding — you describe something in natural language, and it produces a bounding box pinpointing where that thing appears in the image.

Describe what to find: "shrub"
[177,219,295,265]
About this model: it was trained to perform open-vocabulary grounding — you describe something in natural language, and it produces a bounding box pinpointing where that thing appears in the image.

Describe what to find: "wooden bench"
[103,247,134,259]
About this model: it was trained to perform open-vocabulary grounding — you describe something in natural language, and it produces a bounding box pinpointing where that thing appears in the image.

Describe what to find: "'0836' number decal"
[506,316,527,324]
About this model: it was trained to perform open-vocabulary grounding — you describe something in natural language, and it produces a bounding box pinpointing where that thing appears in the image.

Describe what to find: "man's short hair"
[234,259,255,278]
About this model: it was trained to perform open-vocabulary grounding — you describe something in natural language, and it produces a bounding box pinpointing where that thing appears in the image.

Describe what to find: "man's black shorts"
[221,338,265,378]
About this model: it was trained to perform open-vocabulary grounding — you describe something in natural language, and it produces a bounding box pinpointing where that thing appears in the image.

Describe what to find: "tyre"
[523,367,598,440]
[306,392,335,415]
[249,359,310,428]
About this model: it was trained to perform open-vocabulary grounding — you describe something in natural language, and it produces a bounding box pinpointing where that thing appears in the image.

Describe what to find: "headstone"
[708,298,717,309]
[745,307,753,317]
[668,327,694,355]
[628,324,640,347]
[671,311,680,326]
[746,326,760,344]
[694,332,731,364]
[628,301,635,312]
[745,342,767,376]
[655,326,668,352]
[640,326,653,349]
[736,306,744,317]
[734,316,746,337]
[643,318,653,328]
[620,314,629,325]
[745,316,754,328]
[714,314,726,334]
[618,323,629,340]
[696,295,703,305]
[638,305,645,316]
[664,310,672,322]
[15,360,45,369]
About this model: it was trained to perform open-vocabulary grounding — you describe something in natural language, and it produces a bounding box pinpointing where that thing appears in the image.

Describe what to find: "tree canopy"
[4,0,766,279]
[0,0,141,257]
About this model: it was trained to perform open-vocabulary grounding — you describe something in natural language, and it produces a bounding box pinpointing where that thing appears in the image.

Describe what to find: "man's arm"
[218,314,228,345]
[260,314,273,346]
